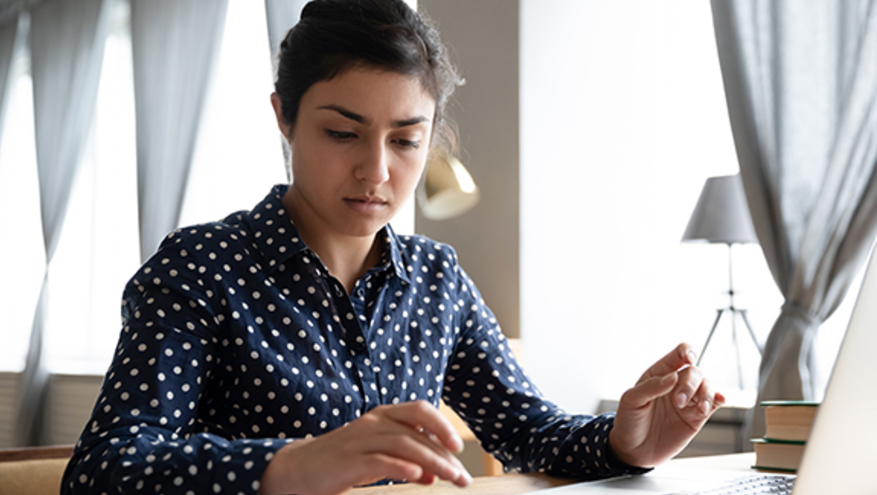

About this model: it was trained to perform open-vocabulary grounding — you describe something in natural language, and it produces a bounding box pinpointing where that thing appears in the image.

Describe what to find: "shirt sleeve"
[441,262,651,481]
[61,230,289,495]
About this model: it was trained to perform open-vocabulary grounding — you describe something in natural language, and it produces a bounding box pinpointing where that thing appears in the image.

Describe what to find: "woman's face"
[274,66,436,241]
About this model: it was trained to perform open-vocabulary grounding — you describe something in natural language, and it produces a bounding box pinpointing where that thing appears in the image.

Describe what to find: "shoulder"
[388,233,485,302]
[157,212,252,254]
[393,233,460,272]
[145,212,264,274]
[122,214,258,316]
[130,213,257,290]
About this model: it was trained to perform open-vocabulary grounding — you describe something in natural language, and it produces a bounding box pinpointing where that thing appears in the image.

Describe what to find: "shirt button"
[356,288,365,298]
[354,341,367,353]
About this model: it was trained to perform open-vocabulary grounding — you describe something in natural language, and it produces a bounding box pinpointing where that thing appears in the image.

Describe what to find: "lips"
[344,195,388,214]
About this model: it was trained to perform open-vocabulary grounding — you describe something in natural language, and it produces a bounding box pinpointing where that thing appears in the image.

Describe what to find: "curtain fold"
[131,0,229,261]
[0,0,39,26]
[263,0,305,181]
[0,12,19,148]
[19,0,109,446]
[711,0,877,438]
[263,0,304,58]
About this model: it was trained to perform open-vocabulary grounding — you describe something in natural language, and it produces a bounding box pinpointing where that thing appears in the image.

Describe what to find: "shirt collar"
[244,185,412,283]
[381,223,412,284]
[241,185,308,272]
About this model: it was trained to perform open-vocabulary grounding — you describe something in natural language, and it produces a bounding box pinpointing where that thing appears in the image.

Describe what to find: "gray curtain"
[0,0,38,25]
[0,12,19,148]
[131,0,228,261]
[264,0,305,181]
[264,0,304,58]
[711,0,877,438]
[19,0,109,446]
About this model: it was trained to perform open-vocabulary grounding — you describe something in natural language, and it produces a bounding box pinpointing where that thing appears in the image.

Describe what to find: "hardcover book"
[761,401,819,442]
[751,438,806,473]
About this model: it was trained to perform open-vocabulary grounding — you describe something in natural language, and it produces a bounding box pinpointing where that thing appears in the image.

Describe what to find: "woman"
[62,1,724,494]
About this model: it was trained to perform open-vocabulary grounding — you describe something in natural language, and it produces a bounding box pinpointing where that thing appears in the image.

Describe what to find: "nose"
[355,140,391,185]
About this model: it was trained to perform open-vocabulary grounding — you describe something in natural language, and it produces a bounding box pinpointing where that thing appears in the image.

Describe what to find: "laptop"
[529,248,877,495]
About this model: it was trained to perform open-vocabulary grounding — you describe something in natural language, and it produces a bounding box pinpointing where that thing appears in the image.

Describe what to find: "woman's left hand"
[608,343,726,468]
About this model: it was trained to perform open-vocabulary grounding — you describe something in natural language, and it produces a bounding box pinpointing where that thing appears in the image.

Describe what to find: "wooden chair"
[0,445,73,495]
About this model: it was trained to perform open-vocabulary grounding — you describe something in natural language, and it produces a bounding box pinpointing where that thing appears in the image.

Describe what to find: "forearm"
[63,428,290,494]
[500,412,651,480]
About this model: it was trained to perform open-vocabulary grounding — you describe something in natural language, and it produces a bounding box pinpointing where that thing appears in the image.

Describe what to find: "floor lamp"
[682,174,762,390]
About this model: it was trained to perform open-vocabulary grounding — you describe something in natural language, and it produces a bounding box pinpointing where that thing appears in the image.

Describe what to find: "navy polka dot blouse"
[61,185,646,494]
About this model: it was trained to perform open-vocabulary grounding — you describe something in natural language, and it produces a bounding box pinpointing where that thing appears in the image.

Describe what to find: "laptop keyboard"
[667,473,796,495]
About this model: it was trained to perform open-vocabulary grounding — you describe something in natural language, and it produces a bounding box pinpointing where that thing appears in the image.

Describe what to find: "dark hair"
[275,0,461,155]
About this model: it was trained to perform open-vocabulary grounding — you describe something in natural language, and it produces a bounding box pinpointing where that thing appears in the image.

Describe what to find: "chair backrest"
[0,445,73,495]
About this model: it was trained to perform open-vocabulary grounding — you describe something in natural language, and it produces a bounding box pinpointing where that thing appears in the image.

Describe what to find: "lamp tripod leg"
[739,309,761,354]
[697,309,726,366]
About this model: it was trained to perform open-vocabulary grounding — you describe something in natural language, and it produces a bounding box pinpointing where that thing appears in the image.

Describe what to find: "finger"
[410,427,469,477]
[416,427,468,470]
[363,404,469,478]
[641,343,698,381]
[672,364,705,409]
[414,470,436,486]
[689,376,726,416]
[367,434,471,487]
[355,452,425,486]
[381,401,465,454]
[620,372,678,409]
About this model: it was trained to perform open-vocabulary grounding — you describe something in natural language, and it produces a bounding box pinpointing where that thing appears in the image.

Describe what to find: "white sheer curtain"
[19,0,110,445]
[711,0,877,437]
[131,0,229,261]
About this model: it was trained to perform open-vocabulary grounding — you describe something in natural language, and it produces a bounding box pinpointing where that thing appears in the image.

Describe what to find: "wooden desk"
[351,453,757,494]
[351,472,575,495]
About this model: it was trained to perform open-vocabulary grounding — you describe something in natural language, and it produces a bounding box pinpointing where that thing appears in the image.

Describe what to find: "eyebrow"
[317,104,430,128]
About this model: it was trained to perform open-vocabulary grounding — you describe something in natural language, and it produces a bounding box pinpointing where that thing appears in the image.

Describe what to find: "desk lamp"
[682,174,762,390]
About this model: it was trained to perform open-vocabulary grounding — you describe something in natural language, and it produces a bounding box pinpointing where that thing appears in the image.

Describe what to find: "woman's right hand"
[259,400,473,495]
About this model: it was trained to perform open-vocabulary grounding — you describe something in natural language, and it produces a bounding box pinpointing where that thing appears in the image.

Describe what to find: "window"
[0,0,285,374]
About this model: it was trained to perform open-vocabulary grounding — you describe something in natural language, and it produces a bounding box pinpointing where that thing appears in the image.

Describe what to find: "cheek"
[290,140,336,184]
[398,158,427,192]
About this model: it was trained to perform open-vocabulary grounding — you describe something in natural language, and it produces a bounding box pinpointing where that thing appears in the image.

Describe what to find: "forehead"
[301,66,437,122]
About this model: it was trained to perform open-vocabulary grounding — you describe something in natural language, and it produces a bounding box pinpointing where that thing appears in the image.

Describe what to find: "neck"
[282,189,383,294]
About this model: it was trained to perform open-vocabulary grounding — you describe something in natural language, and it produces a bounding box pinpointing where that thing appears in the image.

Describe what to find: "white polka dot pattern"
[61,185,645,494]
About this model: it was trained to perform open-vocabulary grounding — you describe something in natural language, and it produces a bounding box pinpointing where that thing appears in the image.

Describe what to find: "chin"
[341,220,387,238]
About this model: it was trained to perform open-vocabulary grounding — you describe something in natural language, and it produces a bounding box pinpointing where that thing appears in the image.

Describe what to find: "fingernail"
[454,434,464,453]
[700,399,711,414]
[462,469,473,485]
[675,392,688,408]
[688,350,698,363]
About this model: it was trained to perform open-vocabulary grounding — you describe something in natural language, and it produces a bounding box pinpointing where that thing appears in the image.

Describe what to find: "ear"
[270,92,293,140]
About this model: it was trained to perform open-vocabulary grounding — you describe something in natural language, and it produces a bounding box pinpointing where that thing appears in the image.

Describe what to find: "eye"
[393,138,421,149]
[325,129,357,142]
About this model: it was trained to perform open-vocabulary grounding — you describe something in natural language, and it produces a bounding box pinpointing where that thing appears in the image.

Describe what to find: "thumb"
[622,372,678,409]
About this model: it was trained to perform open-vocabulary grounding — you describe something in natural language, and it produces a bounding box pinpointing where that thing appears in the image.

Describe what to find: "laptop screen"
[793,249,877,495]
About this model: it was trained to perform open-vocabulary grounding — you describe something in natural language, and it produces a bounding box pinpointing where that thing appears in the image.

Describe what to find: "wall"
[416,0,520,338]
[519,0,784,414]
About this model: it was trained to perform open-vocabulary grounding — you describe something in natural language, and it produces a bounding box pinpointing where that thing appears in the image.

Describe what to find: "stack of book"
[751,400,819,472]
